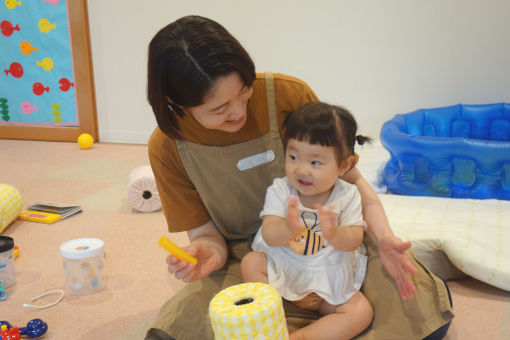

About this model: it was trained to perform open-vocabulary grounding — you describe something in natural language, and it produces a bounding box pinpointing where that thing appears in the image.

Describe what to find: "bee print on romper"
[288,212,325,256]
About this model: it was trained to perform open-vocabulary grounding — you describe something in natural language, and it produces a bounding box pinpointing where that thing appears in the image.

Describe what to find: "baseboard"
[99,130,152,144]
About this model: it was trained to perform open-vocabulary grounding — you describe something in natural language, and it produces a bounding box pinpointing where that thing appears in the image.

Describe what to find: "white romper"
[251,177,368,305]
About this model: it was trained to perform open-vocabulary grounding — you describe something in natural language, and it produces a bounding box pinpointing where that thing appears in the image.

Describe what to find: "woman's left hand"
[378,234,418,300]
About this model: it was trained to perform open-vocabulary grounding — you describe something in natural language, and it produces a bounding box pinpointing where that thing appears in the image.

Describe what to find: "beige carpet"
[1,139,509,340]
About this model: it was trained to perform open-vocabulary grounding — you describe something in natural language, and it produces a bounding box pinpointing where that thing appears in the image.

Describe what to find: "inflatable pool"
[380,103,510,200]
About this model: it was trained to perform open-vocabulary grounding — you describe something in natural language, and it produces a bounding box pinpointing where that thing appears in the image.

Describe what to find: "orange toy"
[158,236,197,266]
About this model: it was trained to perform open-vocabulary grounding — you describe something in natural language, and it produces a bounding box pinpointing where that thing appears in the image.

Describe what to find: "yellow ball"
[77,133,94,149]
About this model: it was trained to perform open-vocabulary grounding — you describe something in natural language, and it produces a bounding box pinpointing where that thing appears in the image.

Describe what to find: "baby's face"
[285,139,341,205]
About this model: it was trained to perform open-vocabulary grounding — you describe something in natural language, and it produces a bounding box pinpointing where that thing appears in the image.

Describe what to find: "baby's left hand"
[316,204,339,242]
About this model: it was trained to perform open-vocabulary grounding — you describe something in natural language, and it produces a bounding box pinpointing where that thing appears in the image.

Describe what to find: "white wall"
[87,0,510,144]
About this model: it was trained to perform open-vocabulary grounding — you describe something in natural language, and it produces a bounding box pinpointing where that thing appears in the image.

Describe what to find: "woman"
[145,15,453,340]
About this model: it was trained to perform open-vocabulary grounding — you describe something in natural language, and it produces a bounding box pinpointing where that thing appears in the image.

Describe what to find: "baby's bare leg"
[290,291,373,340]
[240,251,269,283]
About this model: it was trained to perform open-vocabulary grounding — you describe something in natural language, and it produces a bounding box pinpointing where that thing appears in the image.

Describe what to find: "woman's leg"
[423,279,453,340]
[356,236,454,339]
[145,239,255,340]
[145,259,243,340]
[290,292,373,340]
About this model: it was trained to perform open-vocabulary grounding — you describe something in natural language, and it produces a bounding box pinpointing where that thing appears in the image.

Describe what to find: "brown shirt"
[148,73,319,232]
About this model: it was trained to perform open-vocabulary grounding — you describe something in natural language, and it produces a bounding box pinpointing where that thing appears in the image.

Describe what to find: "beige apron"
[147,73,453,340]
[174,73,285,241]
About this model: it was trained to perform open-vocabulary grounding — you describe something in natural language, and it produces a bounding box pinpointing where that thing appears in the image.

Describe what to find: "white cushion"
[379,194,510,291]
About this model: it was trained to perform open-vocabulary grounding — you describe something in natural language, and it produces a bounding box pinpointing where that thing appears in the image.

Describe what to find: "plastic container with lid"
[59,238,106,295]
[0,236,15,288]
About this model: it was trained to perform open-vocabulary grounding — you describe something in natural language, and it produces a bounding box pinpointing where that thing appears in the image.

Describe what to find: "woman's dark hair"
[147,16,256,139]
[283,102,371,164]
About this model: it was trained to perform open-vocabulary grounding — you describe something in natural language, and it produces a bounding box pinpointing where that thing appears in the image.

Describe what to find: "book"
[18,201,82,224]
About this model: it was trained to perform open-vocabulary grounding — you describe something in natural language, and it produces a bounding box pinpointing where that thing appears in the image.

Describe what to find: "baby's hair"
[283,102,371,164]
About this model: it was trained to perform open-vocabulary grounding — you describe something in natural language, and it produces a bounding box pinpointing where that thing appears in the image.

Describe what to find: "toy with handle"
[0,318,47,338]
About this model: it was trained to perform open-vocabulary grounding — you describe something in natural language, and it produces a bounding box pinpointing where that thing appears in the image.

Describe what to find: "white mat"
[380,194,510,291]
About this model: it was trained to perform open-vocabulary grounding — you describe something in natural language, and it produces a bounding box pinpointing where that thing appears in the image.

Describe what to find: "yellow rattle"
[158,236,197,266]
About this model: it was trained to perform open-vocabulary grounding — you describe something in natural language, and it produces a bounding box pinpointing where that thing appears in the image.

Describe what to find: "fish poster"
[0,0,78,126]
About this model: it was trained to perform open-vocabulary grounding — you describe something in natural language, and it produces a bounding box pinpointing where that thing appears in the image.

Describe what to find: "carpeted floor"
[1,139,509,339]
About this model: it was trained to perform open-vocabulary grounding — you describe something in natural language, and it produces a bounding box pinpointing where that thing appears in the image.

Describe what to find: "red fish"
[4,62,23,78]
[1,20,20,37]
[58,78,74,92]
[33,82,50,96]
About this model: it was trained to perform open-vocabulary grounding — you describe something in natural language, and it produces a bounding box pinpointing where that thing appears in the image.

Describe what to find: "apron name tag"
[237,150,275,171]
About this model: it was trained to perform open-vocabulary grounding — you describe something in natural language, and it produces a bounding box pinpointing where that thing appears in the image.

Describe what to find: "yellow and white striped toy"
[209,282,289,340]
[0,184,23,233]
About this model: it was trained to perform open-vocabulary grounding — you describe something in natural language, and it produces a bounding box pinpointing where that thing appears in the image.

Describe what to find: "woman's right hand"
[166,220,228,283]
[166,241,219,283]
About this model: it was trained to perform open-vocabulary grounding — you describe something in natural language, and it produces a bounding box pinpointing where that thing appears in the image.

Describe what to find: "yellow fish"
[36,57,54,71]
[38,18,56,33]
[5,0,22,10]
[19,41,38,55]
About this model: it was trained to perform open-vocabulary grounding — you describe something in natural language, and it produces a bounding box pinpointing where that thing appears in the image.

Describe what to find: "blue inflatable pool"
[380,103,510,200]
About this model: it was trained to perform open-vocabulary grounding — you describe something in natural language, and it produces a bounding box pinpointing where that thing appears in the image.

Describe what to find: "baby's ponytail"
[355,135,372,146]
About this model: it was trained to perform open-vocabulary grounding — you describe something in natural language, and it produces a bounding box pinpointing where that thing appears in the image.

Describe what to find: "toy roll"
[209,282,289,340]
[0,184,23,233]
[127,166,161,212]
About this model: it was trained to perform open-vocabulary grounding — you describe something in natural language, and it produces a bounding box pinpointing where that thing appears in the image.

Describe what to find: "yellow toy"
[18,210,61,223]
[158,236,197,265]
[77,133,94,149]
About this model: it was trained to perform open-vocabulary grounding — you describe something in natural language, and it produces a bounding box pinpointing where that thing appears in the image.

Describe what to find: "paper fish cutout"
[33,82,50,96]
[0,20,20,37]
[59,78,74,91]
[19,41,38,55]
[5,0,21,10]
[36,57,54,71]
[38,18,56,33]
[4,62,23,78]
[21,101,38,114]
[43,0,60,5]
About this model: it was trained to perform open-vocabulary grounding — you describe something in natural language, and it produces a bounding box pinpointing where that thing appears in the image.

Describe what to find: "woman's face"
[187,72,253,132]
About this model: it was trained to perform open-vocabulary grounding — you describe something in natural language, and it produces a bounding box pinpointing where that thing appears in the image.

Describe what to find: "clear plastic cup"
[60,238,106,295]
[0,236,15,288]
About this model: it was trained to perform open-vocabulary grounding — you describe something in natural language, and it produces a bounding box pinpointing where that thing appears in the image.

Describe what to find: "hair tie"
[355,135,365,145]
